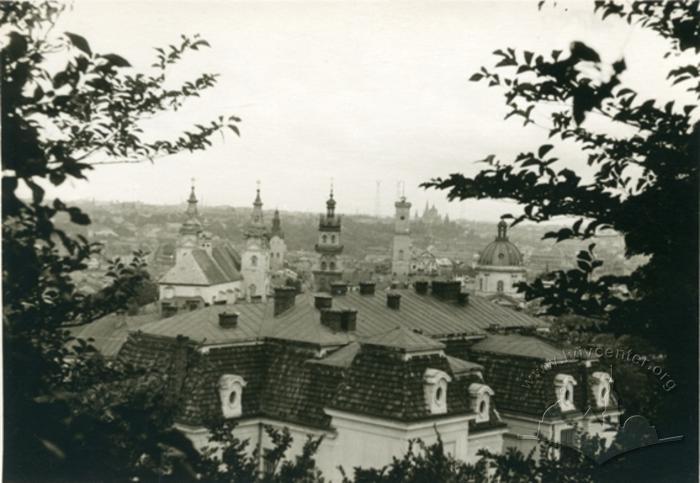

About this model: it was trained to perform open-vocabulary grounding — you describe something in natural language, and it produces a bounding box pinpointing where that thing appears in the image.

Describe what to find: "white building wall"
[475,269,525,297]
[466,429,506,463]
[159,281,241,305]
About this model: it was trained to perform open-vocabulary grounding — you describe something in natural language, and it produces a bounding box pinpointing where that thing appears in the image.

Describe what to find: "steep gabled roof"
[159,245,242,286]
[471,334,569,361]
[362,326,445,352]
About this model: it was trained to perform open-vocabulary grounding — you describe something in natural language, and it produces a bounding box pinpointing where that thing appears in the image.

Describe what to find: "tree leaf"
[65,32,92,56]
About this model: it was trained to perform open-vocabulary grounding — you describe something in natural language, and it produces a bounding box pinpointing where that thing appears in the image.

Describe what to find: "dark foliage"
[2,1,238,480]
[424,2,699,481]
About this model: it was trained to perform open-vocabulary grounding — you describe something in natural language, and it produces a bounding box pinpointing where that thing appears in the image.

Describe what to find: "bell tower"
[176,180,203,262]
[392,194,412,281]
[240,182,271,301]
[313,184,343,292]
[269,208,287,271]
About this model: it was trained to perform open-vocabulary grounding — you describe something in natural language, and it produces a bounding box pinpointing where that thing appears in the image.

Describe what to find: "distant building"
[313,188,344,291]
[474,221,526,305]
[240,185,272,301]
[391,196,412,280]
[158,184,243,314]
[269,209,287,272]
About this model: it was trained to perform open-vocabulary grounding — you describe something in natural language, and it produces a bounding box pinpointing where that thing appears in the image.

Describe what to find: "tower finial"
[330,177,334,198]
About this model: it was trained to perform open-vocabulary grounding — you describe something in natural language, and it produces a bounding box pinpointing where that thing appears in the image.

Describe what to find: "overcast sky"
[49,0,682,220]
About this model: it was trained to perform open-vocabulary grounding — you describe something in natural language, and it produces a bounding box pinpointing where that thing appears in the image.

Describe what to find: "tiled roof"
[361,326,445,352]
[446,355,483,375]
[330,289,544,339]
[330,349,473,422]
[470,334,570,361]
[309,342,361,368]
[136,303,273,344]
[159,244,241,286]
[70,304,160,357]
[468,339,619,420]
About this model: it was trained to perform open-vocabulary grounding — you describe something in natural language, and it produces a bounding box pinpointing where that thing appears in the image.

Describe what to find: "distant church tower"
[313,187,343,292]
[176,182,203,262]
[269,209,287,271]
[391,195,412,281]
[241,183,271,300]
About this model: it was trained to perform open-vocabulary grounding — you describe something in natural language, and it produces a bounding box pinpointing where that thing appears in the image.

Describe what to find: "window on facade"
[321,261,327,270]
[497,280,504,292]
[322,234,327,243]
[398,249,404,261]
[251,255,258,267]
[554,374,577,412]
[479,279,483,291]
[329,261,336,270]
[469,383,494,423]
[219,374,246,419]
[249,284,257,297]
[331,234,336,243]
[424,369,451,415]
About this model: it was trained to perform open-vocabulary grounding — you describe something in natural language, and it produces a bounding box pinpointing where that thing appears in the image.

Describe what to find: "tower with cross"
[241,181,271,301]
[313,181,344,292]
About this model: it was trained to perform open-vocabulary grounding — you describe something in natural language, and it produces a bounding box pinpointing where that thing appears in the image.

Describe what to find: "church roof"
[159,244,242,286]
[477,221,523,267]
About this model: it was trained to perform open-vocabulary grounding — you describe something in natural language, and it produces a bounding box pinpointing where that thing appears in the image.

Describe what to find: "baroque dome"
[477,221,523,267]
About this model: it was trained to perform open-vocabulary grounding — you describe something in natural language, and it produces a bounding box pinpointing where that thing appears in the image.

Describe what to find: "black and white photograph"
[2,1,698,481]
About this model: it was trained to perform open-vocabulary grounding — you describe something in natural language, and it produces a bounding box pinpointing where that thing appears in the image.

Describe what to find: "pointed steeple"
[186,179,198,217]
[180,180,202,235]
[244,181,269,239]
[326,181,336,218]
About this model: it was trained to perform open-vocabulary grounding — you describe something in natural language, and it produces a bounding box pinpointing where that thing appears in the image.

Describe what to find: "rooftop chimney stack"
[219,311,239,329]
[314,293,333,310]
[274,287,297,316]
[320,308,357,332]
[330,281,348,296]
[457,292,470,306]
[414,281,429,295]
[387,291,401,310]
[359,281,376,296]
[431,280,461,302]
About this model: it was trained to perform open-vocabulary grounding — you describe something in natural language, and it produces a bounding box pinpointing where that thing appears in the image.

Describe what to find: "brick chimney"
[330,281,348,296]
[320,308,357,332]
[219,311,239,329]
[274,287,297,316]
[387,291,401,310]
[414,280,429,295]
[314,293,333,310]
[359,281,376,295]
[431,280,461,302]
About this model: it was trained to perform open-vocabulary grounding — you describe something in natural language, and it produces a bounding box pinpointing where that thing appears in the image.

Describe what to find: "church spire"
[326,180,336,218]
[186,178,198,217]
[244,181,268,239]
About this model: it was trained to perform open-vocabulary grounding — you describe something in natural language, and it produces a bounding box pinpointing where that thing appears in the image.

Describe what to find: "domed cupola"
[477,221,523,267]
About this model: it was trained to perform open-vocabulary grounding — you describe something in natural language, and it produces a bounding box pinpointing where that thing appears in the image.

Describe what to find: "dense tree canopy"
[2,2,238,480]
[425,1,699,481]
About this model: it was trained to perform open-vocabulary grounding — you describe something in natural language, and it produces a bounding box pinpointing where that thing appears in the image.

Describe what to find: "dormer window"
[554,374,577,412]
[424,369,452,415]
[591,371,613,408]
[219,374,246,419]
[468,383,495,423]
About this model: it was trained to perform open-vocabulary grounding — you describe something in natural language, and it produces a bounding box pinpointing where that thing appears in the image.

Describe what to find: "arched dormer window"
[219,374,247,418]
[591,372,613,408]
[554,374,577,412]
[497,280,504,292]
[424,369,452,415]
[468,383,495,423]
